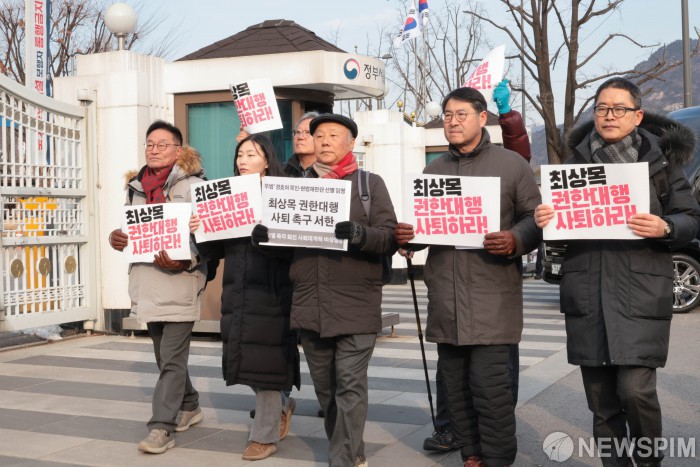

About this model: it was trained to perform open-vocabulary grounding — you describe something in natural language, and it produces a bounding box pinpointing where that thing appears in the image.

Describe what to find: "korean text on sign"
[261,176,351,251]
[191,174,263,243]
[462,45,505,104]
[404,174,501,248]
[465,61,492,92]
[229,78,283,134]
[541,162,650,241]
[122,203,192,263]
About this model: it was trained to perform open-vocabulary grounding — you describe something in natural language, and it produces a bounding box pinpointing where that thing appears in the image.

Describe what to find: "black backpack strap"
[357,169,371,220]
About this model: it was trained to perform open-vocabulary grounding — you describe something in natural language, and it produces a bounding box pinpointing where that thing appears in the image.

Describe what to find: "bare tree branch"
[461,0,693,165]
[0,0,181,84]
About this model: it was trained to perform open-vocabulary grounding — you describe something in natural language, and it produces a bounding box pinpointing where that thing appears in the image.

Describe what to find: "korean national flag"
[418,0,429,26]
[394,2,421,46]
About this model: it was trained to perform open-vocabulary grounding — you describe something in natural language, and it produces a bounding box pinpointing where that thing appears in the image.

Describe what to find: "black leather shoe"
[423,427,462,452]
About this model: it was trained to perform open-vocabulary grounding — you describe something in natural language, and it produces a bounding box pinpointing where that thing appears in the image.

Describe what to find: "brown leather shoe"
[242,441,277,460]
[464,456,486,467]
[279,397,296,440]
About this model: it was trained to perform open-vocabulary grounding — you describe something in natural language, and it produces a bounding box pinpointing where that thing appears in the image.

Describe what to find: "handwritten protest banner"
[122,203,191,263]
[191,174,262,242]
[230,78,283,134]
[463,45,505,104]
[541,162,650,240]
[404,174,501,247]
[261,176,351,250]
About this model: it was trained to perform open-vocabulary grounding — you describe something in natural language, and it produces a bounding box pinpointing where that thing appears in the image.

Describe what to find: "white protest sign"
[191,174,263,243]
[404,174,501,247]
[230,78,283,134]
[541,162,650,240]
[261,176,351,250]
[463,45,505,104]
[122,203,192,263]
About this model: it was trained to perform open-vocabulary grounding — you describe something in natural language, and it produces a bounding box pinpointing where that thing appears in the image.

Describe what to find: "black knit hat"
[309,114,358,138]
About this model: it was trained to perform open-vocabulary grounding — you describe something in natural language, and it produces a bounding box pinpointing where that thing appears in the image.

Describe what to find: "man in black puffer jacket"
[536,77,700,467]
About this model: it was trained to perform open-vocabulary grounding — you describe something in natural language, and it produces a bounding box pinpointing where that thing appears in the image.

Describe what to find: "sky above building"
[133,0,700,124]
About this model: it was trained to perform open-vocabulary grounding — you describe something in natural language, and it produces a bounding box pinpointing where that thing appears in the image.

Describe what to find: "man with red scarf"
[254,114,397,467]
[108,120,207,454]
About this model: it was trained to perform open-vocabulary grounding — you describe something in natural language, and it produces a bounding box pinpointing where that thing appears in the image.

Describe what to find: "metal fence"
[0,73,95,331]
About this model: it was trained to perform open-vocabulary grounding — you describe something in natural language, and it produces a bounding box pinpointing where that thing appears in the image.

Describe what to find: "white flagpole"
[414,36,419,123]
[421,23,427,123]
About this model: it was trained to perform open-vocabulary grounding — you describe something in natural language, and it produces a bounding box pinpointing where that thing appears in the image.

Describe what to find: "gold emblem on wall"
[65,256,77,273]
[37,258,51,276]
[10,259,24,278]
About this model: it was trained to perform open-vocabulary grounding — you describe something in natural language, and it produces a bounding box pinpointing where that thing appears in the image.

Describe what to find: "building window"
[426,151,444,165]
[188,102,239,180]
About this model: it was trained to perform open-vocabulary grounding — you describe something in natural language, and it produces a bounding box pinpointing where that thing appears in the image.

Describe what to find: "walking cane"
[407,257,437,429]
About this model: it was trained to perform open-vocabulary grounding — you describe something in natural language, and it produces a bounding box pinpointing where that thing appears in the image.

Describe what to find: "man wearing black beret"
[256,113,397,466]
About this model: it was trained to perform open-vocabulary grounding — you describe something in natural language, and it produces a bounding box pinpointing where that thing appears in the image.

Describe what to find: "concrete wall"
[354,110,428,267]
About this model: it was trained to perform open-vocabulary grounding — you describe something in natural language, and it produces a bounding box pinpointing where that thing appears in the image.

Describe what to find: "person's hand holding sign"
[236,129,250,143]
[189,215,200,233]
[483,230,517,256]
[154,251,191,271]
[395,222,415,246]
[335,221,366,246]
[394,222,416,258]
[109,229,128,252]
[535,204,555,228]
[627,213,670,238]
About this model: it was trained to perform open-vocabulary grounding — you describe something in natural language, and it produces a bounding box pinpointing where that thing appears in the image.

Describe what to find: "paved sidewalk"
[0,280,697,466]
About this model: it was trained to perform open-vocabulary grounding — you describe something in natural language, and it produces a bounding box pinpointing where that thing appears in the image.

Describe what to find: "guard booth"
[0,73,98,331]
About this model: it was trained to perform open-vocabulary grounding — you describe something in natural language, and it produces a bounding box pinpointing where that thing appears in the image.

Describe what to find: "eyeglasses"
[292,130,312,138]
[442,111,479,123]
[144,142,180,151]
[593,106,639,118]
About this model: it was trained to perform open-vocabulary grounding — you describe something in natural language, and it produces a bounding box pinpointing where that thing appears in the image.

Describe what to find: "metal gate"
[0,73,95,331]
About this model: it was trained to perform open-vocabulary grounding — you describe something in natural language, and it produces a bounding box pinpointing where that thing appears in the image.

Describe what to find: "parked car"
[542,106,700,313]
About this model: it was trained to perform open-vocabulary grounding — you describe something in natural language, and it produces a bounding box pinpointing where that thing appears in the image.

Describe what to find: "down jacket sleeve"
[499,110,531,162]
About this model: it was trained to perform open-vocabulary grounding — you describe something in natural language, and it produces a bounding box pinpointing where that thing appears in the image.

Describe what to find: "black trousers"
[581,365,663,466]
[434,344,519,430]
[438,343,516,466]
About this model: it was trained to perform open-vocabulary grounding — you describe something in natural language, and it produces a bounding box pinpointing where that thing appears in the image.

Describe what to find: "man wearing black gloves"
[253,114,397,467]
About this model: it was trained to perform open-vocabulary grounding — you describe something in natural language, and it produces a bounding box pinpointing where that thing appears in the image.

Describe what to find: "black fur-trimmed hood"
[567,112,696,167]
